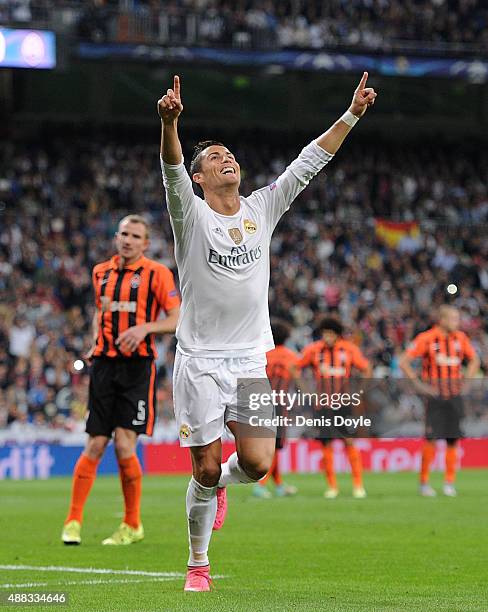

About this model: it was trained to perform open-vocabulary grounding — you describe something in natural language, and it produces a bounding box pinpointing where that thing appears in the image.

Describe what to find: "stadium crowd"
[2,0,487,51]
[184,0,488,50]
[0,132,487,435]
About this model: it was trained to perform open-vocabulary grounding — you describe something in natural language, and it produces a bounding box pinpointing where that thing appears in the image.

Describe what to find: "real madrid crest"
[244,219,257,234]
[180,424,191,439]
[228,228,243,245]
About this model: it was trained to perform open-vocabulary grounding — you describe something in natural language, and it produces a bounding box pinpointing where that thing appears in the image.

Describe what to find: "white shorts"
[173,348,274,447]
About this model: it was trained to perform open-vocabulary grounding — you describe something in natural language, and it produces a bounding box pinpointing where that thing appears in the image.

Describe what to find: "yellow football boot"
[102,522,144,545]
[353,486,367,499]
[61,520,81,545]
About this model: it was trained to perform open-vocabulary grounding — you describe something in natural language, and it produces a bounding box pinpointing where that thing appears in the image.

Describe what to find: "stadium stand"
[1,134,487,434]
[2,0,487,52]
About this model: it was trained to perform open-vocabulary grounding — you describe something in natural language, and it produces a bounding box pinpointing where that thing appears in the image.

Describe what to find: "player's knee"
[193,460,221,487]
[240,456,273,481]
[85,436,108,460]
[113,428,137,459]
[114,438,136,459]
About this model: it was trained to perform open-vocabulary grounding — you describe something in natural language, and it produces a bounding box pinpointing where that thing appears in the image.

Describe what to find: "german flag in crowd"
[375,218,420,248]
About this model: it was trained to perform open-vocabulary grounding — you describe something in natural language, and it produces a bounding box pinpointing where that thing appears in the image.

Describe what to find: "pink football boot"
[184,565,212,592]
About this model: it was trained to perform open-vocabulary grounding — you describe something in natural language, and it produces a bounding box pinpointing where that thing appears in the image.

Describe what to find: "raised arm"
[251,72,378,232]
[157,76,199,243]
[316,72,377,155]
[158,75,183,165]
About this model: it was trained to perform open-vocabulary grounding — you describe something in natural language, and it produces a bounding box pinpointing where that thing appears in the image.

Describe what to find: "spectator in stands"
[9,316,35,359]
[77,0,110,43]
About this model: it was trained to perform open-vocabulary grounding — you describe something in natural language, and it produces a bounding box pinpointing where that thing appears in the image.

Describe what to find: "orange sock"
[346,445,363,488]
[322,445,337,490]
[445,445,457,484]
[272,452,282,486]
[118,454,143,528]
[420,441,436,484]
[66,454,99,524]
[259,453,277,486]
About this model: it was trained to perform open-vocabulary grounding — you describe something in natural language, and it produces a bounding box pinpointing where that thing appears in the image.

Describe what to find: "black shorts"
[425,396,464,440]
[86,357,157,437]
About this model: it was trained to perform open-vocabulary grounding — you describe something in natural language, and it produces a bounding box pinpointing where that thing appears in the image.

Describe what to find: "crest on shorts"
[130,274,141,289]
[180,424,191,439]
[244,219,257,234]
[228,228,243,245]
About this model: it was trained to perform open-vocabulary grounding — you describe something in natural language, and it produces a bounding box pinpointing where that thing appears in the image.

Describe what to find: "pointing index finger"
[174,75,181,99]
[357,71,368,91]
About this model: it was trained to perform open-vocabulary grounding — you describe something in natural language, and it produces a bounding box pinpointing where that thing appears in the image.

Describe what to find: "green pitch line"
[1,471,487,611]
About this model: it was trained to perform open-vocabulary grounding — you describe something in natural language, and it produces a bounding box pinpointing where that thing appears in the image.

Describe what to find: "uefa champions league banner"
[0,444,144,480]
[0,439,486,478]
[143,439,488,475]
[77,43,488,82]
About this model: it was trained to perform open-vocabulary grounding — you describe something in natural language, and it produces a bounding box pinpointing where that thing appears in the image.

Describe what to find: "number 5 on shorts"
[137,400,146,421]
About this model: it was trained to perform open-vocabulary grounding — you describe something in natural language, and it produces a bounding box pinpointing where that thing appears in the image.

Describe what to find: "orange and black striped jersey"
[299,339,369,379]
[266,345,300,393]
[406,325,476,396]
[92,255,180,359]
[299,338,369,394]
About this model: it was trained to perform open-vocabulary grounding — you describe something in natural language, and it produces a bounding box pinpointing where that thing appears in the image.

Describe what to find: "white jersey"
[161,140,333,357]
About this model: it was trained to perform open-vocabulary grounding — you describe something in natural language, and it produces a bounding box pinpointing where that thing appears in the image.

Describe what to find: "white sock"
[218,451,255,487]
[186,477,217,567]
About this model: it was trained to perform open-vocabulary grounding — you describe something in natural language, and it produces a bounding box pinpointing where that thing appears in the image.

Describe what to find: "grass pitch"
[1,470,487,611]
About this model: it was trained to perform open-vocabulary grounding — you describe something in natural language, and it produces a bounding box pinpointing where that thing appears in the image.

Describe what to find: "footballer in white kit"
[163,137,332,447]
[158,73,377,591]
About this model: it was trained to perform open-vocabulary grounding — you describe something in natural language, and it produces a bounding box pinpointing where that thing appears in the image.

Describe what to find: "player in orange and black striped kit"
[399,305,479,497]
[300,318,372,499]
[62,215,180,545]
[253,321,300,498]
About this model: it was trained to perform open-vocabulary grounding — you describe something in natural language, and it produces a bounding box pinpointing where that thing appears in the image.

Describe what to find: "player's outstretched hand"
[349,72,377,118]
[158,75,183,124]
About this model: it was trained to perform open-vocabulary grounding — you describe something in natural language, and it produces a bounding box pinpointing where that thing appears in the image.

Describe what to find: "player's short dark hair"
[190,140,225,176]
[317,317,343,337]
[271,319,292,346]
